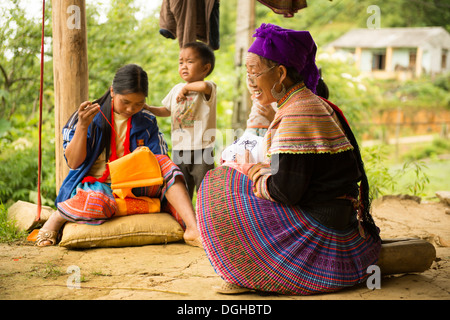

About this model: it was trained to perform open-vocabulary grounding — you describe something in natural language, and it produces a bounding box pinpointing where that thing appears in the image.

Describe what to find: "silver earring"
[271,83,286,100]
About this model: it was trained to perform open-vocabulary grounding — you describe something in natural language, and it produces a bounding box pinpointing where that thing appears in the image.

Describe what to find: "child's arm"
[176,81,213,102]
[144,104,171,117]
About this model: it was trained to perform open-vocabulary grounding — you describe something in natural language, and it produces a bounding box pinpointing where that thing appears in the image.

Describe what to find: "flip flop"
[214,281,252,295]
[185,236,203,248]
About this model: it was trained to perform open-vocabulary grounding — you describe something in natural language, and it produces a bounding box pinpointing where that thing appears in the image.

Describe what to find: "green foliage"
[0,111,56,207]
[378,76,450,109]
[0,0,53,120]
[402,137,450,162]
[362,145,431,198]
[0,202,27,243]
[362,145,398,198]
[434,73,450,93]
[401,160,430,197]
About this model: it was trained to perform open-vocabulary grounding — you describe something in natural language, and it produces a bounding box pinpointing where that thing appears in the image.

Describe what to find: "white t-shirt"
[162,81,217,151]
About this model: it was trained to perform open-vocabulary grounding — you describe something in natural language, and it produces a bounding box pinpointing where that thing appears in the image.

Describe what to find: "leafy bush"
[0,113,56,208]
[0,202,27,243]
[362,145,398,198]
[362,145,431,198]
[402,137,450,162]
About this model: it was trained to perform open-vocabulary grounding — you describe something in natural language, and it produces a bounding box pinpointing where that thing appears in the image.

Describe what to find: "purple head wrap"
[248,23,320,93]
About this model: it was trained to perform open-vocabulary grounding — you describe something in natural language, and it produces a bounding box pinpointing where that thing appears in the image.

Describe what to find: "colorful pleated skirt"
[197,166,381,295]
[57,155,185,226]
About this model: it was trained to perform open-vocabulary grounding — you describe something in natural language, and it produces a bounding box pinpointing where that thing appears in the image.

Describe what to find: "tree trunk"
[52,0,89,194]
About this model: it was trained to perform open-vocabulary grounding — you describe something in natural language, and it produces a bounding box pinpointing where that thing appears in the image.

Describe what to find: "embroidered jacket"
[248,83,360,204]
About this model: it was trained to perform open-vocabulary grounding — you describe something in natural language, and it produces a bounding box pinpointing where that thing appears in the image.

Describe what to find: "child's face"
[178,47,211,83]
[111,89,146,119]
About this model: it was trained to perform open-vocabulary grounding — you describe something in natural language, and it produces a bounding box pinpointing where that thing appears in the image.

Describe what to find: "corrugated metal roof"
[327,27,450,49]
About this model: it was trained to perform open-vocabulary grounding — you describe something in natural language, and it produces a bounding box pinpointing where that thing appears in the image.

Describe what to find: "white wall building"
[327,27,450,80]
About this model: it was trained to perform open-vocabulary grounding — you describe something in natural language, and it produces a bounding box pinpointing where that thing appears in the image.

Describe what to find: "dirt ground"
[0,196,449,301]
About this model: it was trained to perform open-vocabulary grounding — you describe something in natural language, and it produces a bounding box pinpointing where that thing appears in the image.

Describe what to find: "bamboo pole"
[52,0,89,193]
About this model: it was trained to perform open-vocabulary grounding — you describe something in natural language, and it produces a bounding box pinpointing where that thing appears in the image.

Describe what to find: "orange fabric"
[114,197,161,216]
[27,229,40,242]
[109,147,164,193]
[109,147,164,216]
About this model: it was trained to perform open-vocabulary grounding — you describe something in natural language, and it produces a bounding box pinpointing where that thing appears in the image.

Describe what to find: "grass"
[363,135,450,200]
[0,202,27,243]
[390,157,450,200]
[30,262,64,279]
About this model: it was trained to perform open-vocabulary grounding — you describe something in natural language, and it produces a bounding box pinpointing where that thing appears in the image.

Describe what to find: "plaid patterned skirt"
[57,155,185,226]
[197,166,381,295]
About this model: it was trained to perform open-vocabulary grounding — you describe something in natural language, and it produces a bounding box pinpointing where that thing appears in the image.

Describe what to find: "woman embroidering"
[36,64,202,248]
[197,24,382,295]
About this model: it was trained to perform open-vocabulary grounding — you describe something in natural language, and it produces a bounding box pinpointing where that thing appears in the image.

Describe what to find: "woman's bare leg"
[164,176,201,244]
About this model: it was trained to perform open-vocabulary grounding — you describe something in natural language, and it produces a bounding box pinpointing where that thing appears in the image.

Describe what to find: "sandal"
[185,236,203,249]
[214,281,252,295]
[35,229,59,247]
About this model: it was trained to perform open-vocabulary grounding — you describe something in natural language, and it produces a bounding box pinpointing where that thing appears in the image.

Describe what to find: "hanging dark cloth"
[256,0,307,17]
[159,0,220,50]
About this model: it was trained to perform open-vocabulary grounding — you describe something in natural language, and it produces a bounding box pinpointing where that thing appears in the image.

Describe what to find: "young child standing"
[146,42,217,199]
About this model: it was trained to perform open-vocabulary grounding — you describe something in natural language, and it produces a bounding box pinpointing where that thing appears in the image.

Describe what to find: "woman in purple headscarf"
[196,23,381,295]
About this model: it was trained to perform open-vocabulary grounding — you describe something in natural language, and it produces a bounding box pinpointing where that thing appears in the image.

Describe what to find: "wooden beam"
[232,0,255,131]
[52,0,89,193]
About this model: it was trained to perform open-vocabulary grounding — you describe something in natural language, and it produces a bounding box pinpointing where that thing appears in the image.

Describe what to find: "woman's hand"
[65,101,100,169]
[77,101,100,129]
[222,149,254,176]
[235,149,250,164]
[257,103,276,123]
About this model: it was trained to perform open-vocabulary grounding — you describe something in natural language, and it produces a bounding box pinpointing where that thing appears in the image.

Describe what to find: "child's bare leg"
[164,176,201,244]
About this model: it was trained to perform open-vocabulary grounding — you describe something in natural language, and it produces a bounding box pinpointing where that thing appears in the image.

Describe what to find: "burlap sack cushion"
[59,213,184,249]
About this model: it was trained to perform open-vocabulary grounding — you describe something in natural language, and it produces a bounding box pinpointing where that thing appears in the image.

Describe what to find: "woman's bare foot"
[36,211,66,247]
[164,176,203,248]
[183,227,203,248]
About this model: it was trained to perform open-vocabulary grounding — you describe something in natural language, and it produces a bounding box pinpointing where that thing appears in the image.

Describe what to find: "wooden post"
[385,46,393,72]
[415,46,423,78]
[354,47,362,70]
[52,0,89,193]
[232,0,255,131]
